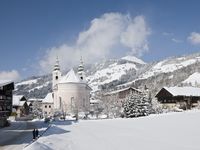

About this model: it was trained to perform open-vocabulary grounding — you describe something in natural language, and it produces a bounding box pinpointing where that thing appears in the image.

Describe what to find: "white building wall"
[42,103,54,117]
[56,83,90,114]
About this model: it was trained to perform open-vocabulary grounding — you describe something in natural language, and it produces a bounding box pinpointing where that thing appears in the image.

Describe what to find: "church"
[51,58,92,115]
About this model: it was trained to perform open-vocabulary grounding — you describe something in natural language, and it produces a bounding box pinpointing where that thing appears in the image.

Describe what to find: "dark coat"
[32,129,36,139]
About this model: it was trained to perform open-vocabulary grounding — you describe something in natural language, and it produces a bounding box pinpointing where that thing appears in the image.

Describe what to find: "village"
[2,57,200,126]
[1,55,200,149]
[1,1,200,150]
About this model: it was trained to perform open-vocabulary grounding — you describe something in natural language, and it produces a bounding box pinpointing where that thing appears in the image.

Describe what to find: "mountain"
[182,72,200,86]
[14,52,200,98]
[86,56,146,91]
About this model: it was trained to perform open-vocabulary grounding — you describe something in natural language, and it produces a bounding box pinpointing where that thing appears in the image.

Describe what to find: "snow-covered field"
[25,111,200,150]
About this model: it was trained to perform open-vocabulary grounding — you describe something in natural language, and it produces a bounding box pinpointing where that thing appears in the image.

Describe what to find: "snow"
[163,86,200,96]
[13,95,26,106]
[43,93,54,103]
[182,72,200,86]
[28,81,50,92]
[87,63,137,91]
[140,57,200,79]
[0,80,13,86]
[59,69,81,84]
[24,111,200,150]
[16,79,38,86]
[121,55,146,64]
[90,99,101,104]
[106,86,141,95]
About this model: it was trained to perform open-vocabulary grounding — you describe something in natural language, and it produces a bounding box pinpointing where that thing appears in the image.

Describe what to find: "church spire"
[78,56,85,80]
[53,56,60,71]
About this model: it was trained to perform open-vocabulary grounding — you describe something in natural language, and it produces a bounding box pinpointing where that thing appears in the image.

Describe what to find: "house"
[27,98,43,116]
[104,86,142,104]
[155,86,200,109]
[12,95,29,117]
[90,98,102,112]
[42,93,54,117]
[0,80,14,127]
[52,57,92,115]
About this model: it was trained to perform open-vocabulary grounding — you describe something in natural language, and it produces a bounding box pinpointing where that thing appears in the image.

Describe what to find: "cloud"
[120,15,150,56]
[0,70,21,81]
[171,38,182,43]
[188,32,200,45]
[39,12,151,73]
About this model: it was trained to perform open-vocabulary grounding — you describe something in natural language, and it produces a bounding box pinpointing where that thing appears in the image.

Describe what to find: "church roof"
[59,69,82,84]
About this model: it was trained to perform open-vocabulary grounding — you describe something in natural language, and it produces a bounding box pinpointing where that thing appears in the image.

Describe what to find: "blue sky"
[0,0,200,80]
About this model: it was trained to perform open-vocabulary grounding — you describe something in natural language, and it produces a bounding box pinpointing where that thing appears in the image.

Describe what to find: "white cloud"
[172,38,182,43]
[39,12,151,73]
[0,70,21,81]
[120,15,150,56]
[188,32,200,45]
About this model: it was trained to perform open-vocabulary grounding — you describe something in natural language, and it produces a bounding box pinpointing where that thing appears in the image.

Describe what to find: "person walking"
[32,129,36,140]
[35,129,39,139]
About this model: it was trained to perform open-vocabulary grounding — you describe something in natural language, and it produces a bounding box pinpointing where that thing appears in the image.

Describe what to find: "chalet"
[42,93,54,117]
[25,98,43,118]
[12,95,29,117]
[156,86,200,109]
[0,80,14,127]
[104,86,142,104]
[90,98,102,112]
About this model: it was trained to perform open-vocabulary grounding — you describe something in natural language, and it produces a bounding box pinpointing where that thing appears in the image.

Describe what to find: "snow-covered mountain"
[182,72,200,86]
[14,52,200,98]
[86,56,146,91]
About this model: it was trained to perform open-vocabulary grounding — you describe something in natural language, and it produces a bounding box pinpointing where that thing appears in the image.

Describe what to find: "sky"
[0,0,200,81]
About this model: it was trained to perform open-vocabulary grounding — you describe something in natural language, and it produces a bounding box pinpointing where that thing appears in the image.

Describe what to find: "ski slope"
[25,111,200,150]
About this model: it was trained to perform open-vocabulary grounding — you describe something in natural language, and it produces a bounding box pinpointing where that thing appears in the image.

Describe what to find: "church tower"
[52,57,61,89]
[78,57,86,81]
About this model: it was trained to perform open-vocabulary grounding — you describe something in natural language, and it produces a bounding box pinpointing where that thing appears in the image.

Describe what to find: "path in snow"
[0,120,48,150]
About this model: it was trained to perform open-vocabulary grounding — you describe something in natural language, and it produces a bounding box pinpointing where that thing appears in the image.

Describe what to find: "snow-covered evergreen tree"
[123,94,152,118]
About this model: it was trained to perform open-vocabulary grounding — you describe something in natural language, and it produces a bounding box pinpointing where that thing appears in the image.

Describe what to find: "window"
[49,105,51,108]
[55,76,58,80]
[83,99,86,107]
[71,97,74,110]
[59,97,62,109]
[45,105,47,108]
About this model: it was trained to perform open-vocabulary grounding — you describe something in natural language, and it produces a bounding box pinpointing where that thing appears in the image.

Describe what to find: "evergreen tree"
[123,94,152,118]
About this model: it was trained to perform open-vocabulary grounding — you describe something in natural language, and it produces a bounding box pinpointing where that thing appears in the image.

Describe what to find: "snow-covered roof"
[27,102,31,106]
[0,80,13,87]
[27,98,43,102]
[106,87,142,95]
[163,86,200,97]
[59,69,82,84]
[90,99,101,104]
[13,95,27,106]
[43,93,54,103]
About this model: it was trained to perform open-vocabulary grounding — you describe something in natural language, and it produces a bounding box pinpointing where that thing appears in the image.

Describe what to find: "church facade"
[52,58,91,115]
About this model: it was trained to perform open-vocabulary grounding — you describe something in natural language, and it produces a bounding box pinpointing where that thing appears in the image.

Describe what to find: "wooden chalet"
[0,80,14,127]
[156,86,200,109]
[104,86,142,104]
[12,95,29,117]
